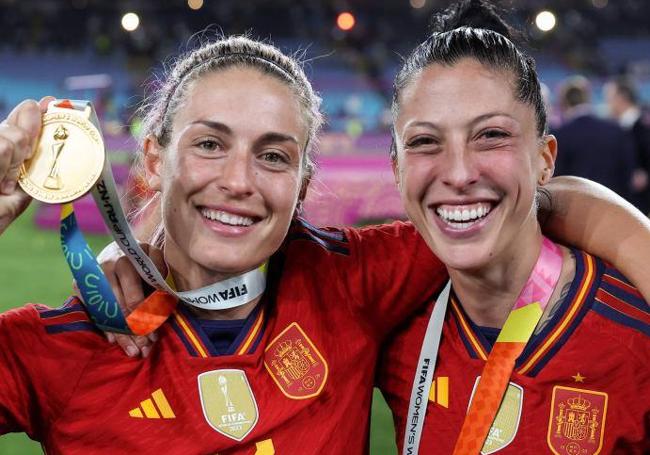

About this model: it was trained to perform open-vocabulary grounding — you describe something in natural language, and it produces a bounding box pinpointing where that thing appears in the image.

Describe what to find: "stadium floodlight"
[535,10,556,32]
[121,12,140,32]
[188,0,203,10]
[336,12,356,31]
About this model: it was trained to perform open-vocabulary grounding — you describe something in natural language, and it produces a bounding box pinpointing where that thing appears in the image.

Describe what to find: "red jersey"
[380,250,650,454]
[0,220,446,455]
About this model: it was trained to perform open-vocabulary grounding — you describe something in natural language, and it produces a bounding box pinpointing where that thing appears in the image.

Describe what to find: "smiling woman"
[380,1,650,454]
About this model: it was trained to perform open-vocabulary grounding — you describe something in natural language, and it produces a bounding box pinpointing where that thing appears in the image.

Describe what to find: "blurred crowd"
[550,75,650,215]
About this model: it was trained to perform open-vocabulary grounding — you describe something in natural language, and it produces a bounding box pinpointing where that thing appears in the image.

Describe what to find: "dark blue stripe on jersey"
[462,308,494,355]
[291,232,350,255]
[516,248,586,369]
[224,303,263,355]
[601,275,649,315]
[247,322,266,354]
[592,301,650,337]
[178,305,220,357]
[39,303,86,319]
[452,309,481,360]
[525,254,604,377]
[295,218,348,243]
[45,321,99,334]
[170,317,199,357]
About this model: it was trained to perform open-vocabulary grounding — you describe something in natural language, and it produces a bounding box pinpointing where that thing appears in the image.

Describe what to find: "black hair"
[390,0,547,159]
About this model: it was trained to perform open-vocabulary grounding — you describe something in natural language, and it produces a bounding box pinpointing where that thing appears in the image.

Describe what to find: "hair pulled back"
[390,0,547,159]
[140,35,323,176]
[131,35,323,244]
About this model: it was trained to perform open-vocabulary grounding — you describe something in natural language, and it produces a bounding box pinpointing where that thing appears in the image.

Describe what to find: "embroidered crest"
[264,322,328,399]
[468,377,523,454]
[197,369,258,441]
[547,385,608,455]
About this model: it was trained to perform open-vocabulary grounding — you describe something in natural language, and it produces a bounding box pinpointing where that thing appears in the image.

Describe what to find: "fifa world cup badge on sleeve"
[198,369,259,441]
[264,322,328,399]
[19,109,104,203]
[547,385,608,455]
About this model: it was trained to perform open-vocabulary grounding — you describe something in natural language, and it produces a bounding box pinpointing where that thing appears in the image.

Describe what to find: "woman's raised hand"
[0,97,53,234]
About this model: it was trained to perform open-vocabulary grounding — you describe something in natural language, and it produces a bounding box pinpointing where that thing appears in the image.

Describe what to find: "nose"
[441,143,479,190]
[218,148,255,197]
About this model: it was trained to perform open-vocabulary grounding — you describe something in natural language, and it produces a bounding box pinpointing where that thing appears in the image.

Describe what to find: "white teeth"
[436,203,492,226]
[201,208,254,226]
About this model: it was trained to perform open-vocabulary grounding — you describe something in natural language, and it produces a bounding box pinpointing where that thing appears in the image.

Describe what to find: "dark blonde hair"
[131,35,323,244]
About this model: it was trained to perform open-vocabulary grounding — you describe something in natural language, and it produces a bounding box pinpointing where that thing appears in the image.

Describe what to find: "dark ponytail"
[390,0,546,159]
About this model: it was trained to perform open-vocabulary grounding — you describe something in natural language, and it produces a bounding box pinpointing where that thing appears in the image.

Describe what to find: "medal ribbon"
[451,236,563,455]
[402,236,562,455]
[52,99,267,335]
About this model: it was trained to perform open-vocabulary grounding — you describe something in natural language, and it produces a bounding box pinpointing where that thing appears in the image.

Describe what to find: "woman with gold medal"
[0,32,648,454]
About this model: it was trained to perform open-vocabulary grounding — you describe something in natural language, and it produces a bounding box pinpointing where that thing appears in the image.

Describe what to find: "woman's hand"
[0,98,53,234]
[90,242,166,357]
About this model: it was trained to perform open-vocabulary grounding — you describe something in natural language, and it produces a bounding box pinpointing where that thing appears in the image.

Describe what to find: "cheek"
[399,154,438,202]
[255,170,302,214]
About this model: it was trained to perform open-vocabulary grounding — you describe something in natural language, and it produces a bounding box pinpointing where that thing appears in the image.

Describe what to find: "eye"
[195,139,221,152]
[406,136,438,148]
[259,150,291,168]
[478,129,510,140]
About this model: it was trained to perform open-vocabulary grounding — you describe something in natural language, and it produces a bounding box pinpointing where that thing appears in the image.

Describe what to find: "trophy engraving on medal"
[218,375,236,413]
[44,125,69,190]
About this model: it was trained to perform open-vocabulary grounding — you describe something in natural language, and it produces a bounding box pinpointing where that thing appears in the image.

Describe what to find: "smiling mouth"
[200,207,258,227]
[434,201,496,230]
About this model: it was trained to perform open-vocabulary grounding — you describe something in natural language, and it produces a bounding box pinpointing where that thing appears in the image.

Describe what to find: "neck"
[185,297,261,320]
[164,246,264,321]
[448,224,544,328]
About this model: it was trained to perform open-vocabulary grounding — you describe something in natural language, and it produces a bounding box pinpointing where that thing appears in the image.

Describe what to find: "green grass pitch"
[0,204,397,454]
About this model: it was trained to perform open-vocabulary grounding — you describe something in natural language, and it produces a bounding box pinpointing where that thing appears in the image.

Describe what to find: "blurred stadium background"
[0,0,649,453]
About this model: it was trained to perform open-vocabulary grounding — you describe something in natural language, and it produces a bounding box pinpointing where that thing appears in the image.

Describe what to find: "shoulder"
[285,218,426,257]
[588,256,650,339]
[1,297,103,345]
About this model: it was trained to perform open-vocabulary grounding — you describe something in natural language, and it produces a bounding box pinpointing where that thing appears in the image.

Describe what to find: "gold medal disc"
[18,111,105,204]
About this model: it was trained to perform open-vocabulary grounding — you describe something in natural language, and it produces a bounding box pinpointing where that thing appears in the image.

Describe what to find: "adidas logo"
[129,388,176,419]
[428,376,449,408]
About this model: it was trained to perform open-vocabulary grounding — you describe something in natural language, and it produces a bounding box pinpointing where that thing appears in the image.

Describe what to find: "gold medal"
[18,110,105,204]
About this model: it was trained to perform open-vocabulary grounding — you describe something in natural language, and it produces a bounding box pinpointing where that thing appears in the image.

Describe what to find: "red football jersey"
[380,250,650,455]
[0,220,447,455]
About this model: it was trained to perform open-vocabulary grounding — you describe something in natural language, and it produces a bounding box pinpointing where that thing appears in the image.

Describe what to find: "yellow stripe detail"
[437,376,449,408]
[140,398,160,418]
[152,389,175,418]
[60,203,74,220]
[237,309,264,355]
[497,303,543,343]
[255,439,275,454]
[174,313,208,358]
[451,298,488,360]
[129,408,143,418]
[518,255,594,374]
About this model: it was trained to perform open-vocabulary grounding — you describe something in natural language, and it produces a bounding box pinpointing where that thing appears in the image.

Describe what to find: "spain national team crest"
[197,369,259,441]
[469,377,523,454]
[547,385,608,455]
[264,322,328,399]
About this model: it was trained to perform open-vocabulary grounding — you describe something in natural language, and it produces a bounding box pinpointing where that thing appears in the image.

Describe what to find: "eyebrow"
[405,112,517,131]
[191,120,299,145]
[191,120,232,135]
